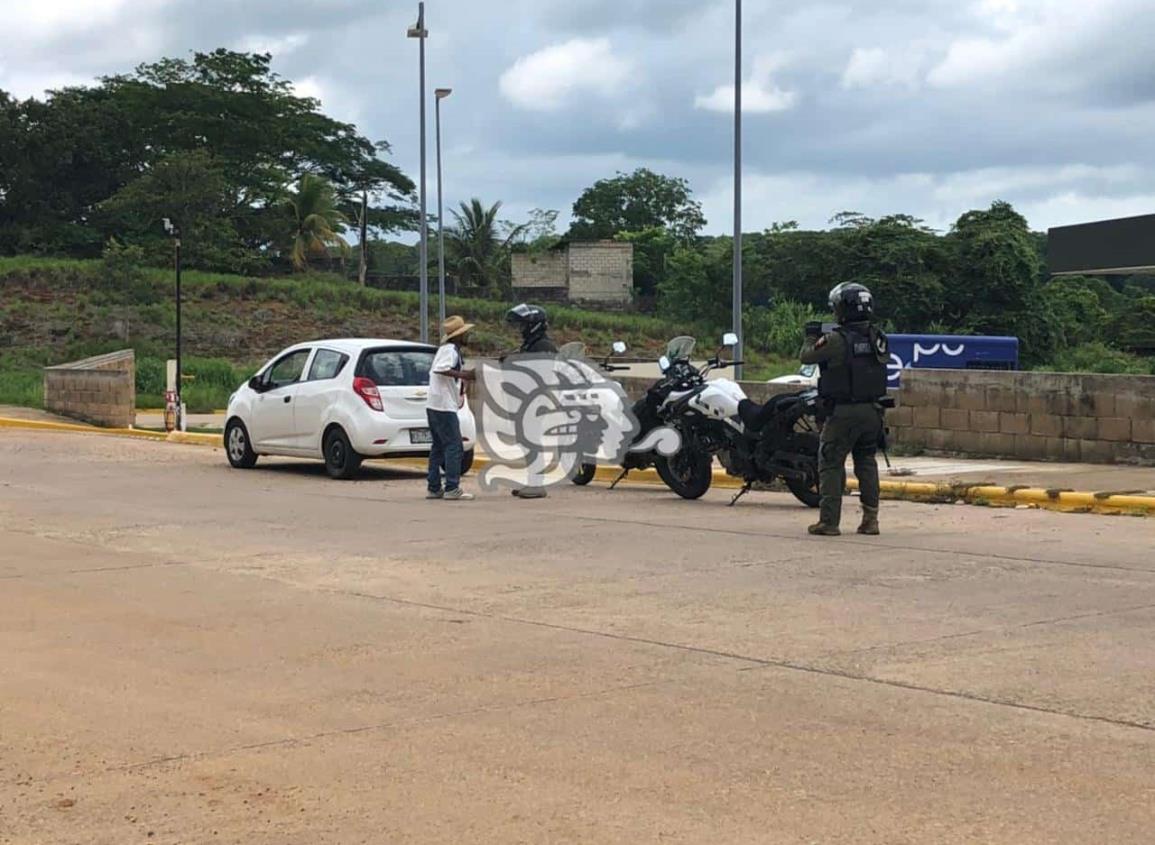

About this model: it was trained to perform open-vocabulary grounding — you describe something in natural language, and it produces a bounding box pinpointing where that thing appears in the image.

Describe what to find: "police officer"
[506,303,557,355]
[504,303,557,499]
[800,282,889,536]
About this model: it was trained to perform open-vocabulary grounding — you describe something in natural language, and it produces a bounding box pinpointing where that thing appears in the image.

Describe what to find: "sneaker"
[426,490,444,500]
[443,488,474,501]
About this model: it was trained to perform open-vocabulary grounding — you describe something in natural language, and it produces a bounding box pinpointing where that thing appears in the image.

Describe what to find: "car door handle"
[283,396,292,404]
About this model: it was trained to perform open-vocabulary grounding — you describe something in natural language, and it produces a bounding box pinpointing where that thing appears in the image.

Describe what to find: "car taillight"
[353,377,384,412]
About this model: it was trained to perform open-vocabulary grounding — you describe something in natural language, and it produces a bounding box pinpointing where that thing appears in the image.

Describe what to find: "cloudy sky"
[5,0,1155,236]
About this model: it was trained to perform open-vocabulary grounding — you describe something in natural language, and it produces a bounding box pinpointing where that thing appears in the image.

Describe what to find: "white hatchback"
[224,339,476,479]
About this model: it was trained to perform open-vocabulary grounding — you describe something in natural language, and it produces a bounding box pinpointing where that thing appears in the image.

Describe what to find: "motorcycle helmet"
[506,303,549,347]
[828,282,875,324]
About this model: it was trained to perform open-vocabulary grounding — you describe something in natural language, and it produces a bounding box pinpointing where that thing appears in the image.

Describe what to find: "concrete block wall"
[511,252,566,289]
[566,242,633,305]
[43,350,136,428]
[889,368,1155,465]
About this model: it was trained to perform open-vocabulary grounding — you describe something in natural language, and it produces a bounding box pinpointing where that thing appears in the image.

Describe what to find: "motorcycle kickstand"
[728,482,752,507]
[609,468,630,490]
[881,449,893,471]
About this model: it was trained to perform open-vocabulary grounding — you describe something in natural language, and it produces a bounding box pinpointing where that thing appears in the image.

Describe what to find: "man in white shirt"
[427,315,476,501]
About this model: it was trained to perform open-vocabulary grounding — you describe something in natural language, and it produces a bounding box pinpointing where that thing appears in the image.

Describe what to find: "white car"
[224,339,476,479]
[768,363,819,387]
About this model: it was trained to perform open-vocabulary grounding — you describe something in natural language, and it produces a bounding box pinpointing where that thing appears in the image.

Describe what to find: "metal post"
[732,0,744,379]
[435,93,447,327]
[412,2,429,343]
[174,228,183,431]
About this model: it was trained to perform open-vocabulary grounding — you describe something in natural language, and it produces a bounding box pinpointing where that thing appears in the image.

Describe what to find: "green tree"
[658,238,732,326]
[568,168,706,242]
[446,199,527,293]
[1044,276,1111,347]
[614,227,678,297]
[284,174,348,271]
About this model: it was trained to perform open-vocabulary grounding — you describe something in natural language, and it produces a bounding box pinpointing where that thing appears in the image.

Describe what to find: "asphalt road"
[2,431,1154,844]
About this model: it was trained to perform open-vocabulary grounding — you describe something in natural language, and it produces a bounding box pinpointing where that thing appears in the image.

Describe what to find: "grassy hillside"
[0,256,796,411]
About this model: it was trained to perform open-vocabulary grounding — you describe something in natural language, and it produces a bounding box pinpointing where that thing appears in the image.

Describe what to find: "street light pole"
[408,3,430,343]
[732,0,744,379]
[163,217,183,431]
[435,88,452,328]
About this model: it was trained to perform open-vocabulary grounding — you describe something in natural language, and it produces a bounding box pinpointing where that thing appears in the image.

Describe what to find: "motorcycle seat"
[738,394,798,432]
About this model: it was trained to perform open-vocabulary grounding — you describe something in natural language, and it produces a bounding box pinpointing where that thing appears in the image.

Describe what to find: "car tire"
[460,449,475,475]
[324,427,363,480]
[224,419,258,469]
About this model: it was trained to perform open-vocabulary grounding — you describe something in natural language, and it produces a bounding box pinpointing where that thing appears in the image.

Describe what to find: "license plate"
[410,428,433,445]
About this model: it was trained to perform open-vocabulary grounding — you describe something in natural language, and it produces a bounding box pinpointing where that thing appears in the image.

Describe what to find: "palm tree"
[445,198,527,293]
[285,174,348,271]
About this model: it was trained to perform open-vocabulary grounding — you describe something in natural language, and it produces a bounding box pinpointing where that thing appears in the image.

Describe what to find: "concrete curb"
[3,415,1152,516]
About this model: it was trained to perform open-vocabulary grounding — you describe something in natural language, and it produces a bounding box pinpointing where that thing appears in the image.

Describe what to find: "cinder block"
[1133,418,1155,444]
[1090,392,1116,418]
[1014,435,1050,461]
[1078,439,1115,464]
[941,408,970,431]
[1116,393,1155,419]
[1097,417,1132,442]
[970,410,1001,433]
[954,430,983,454]
[978,432,1016,457]
[999,412,1030,435]
[954,389,987,412]
[985,387,1018,413]
[1063,416,1097,440]
[912,406,941,429]
[887,406,913,428]
[1029,414,1063,437]
[923,428,952,451]
[1043,437,1072,461]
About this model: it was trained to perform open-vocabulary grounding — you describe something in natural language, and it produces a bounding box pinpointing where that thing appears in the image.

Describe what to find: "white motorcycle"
[647,334,823,507]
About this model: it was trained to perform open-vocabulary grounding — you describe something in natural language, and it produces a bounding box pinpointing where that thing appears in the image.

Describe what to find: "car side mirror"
[658,355,671,373]
[612,341,627,355]
[722,332,739,347]
[248,376,265,392]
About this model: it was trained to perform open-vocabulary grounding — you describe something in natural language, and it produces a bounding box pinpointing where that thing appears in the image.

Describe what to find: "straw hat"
[440,315,475,344]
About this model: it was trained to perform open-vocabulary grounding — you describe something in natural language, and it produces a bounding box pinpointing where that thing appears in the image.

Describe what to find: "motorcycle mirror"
[722,332,739,347]
[658,355,671,373]
[612,341,627,355]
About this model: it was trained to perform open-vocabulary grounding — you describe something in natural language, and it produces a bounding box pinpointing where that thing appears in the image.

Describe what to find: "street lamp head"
[407,2,426,38]
[435,88,452,99]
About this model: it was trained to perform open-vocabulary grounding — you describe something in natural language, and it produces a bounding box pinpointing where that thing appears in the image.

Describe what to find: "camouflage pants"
[818,403,883,527]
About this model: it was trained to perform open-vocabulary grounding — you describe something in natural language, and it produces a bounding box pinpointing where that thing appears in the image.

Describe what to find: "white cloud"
[841,47,923,90]
[499,38,632,112]
[236,33,309,56]
[695,55,797,114]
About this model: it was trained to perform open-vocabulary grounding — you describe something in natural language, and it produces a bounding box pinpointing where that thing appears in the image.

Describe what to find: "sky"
[4,0,1155,237]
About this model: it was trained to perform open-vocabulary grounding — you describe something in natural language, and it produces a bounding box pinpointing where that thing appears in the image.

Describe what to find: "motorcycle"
[622,333,823,507]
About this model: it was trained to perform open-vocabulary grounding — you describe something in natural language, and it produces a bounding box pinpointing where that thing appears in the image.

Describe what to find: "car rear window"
[358,347,435,387]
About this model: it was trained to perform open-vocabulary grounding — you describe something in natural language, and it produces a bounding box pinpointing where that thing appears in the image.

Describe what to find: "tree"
[284,174,348,271]
[568,168,705,242]
[446,199,527,293]
[658,238,733,327]
[614,227,678,297]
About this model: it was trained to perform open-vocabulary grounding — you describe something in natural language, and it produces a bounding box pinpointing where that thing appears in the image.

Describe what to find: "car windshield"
[666,336,696,361]
[359,348,434,386]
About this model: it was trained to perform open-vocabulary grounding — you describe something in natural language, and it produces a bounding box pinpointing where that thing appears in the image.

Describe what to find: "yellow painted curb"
[3,415,1152,516]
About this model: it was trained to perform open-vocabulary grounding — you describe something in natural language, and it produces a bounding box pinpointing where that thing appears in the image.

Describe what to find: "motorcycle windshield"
[666,336,696,361]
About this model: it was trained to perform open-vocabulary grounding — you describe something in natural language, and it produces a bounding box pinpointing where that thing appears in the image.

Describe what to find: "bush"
[1040,343,1154,375]
[745,300,820,358]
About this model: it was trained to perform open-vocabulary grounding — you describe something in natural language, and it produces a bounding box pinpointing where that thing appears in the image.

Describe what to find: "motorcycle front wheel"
[571,462,597,486]
[655,448,713,499]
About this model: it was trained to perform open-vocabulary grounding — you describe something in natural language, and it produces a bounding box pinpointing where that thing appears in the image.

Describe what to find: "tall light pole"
[408,3,430,343]
[435,87,452,328]
[163,218,183,432]
[732,0,744,378]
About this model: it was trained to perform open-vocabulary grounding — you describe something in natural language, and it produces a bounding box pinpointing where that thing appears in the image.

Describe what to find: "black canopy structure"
[1047,213,1155,276]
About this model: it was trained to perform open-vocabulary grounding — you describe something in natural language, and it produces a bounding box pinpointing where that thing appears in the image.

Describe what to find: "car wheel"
[460,449,475,475]
[324,427,363,480]
[224,419,258,469]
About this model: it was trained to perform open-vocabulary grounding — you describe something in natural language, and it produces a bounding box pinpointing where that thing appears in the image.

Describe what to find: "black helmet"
[828,282,875,324]
[506,303,549,345]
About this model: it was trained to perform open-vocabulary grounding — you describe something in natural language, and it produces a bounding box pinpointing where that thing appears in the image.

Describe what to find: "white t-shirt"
[428,343,465,412]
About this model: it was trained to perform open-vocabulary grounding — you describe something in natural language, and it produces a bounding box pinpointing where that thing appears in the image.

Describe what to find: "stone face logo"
[475,354,640,491]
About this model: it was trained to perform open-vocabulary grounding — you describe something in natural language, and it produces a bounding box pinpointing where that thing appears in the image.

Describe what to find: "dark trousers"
[818,403,883,527]
[426,409,463,493]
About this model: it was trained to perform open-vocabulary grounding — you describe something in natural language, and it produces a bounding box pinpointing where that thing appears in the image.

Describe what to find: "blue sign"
[886,334,1019,386]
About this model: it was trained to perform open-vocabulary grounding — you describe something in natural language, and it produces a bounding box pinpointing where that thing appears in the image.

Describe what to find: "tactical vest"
[818,323,889,403]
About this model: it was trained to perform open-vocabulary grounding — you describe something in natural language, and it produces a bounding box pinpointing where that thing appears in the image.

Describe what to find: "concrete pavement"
[1,429,1154,843]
